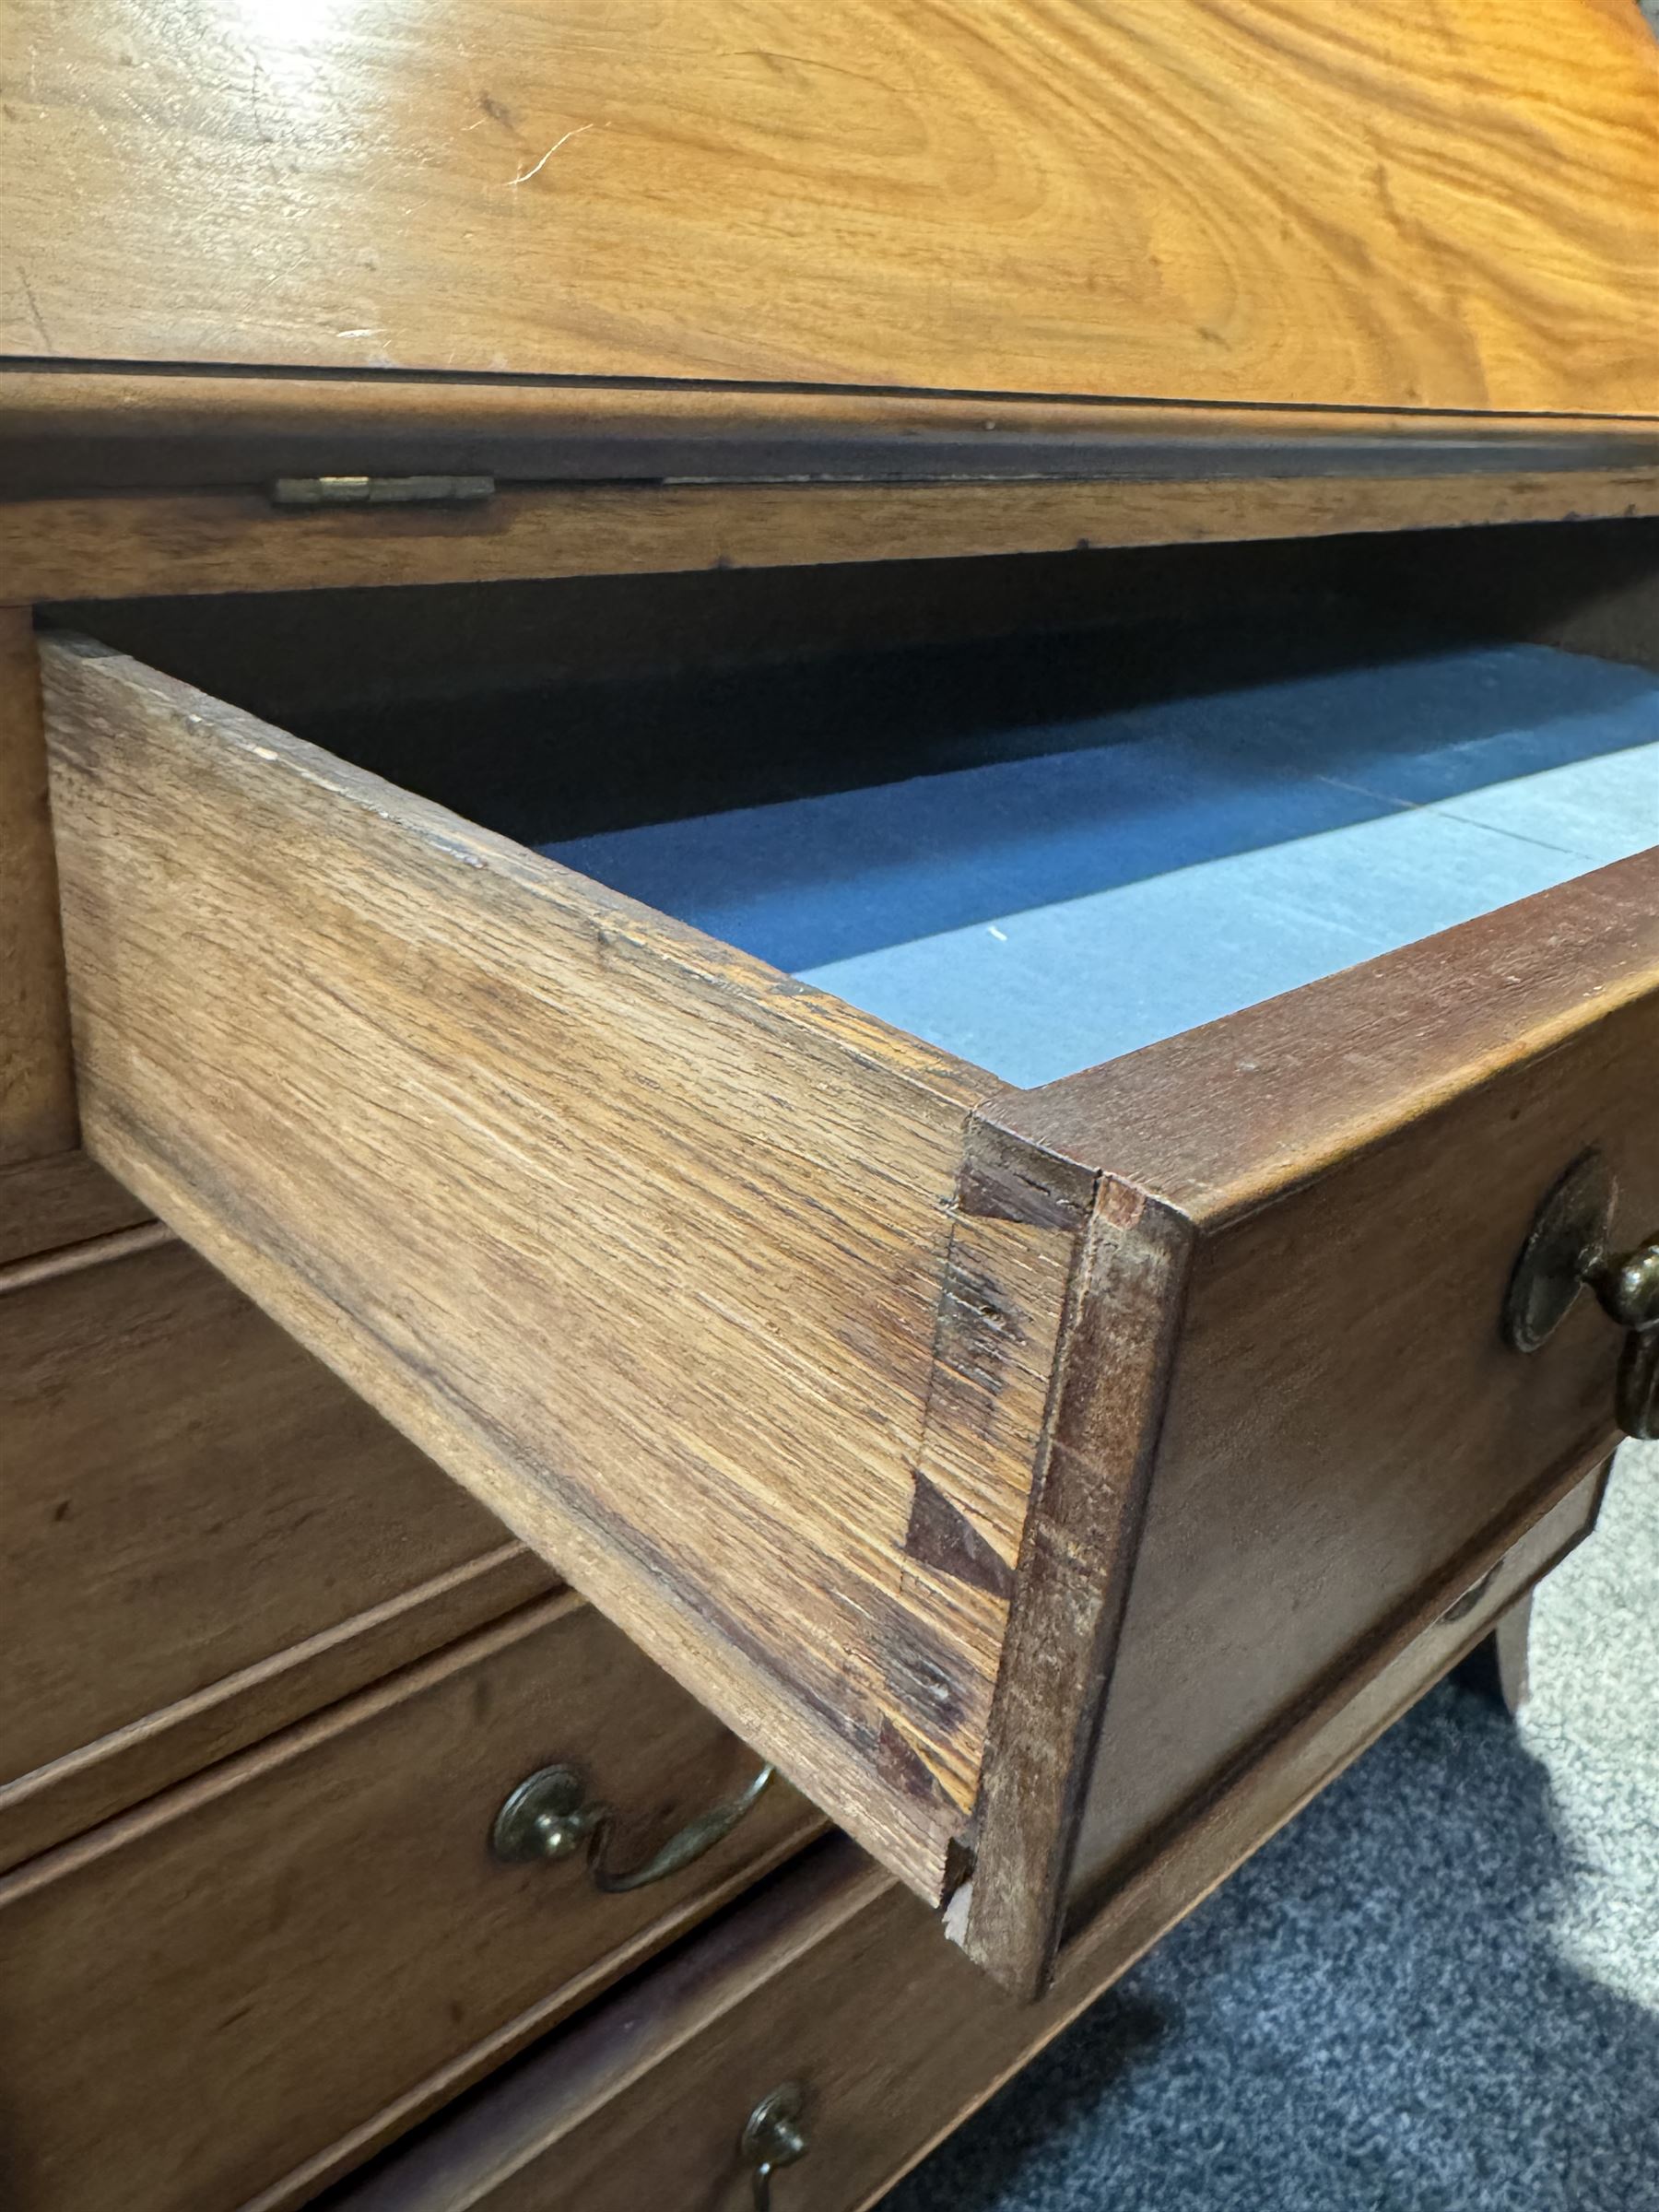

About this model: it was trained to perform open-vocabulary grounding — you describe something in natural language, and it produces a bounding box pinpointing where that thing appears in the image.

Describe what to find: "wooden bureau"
[1,0,1656,2202]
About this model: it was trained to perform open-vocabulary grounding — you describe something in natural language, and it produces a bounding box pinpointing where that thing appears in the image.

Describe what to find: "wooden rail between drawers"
[9,468,1659,603]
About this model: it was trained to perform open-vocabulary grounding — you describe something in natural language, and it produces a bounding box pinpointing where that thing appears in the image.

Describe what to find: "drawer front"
[328,1843,1049,2212]
[41,636,1659,1995]
[1063,1463,1607,1970]
[970,865,1659,1985]
[0,1594,819,2212]
[329,1466,1602,2212]
[0,1150,152,1267]
[0,1230,551,1869]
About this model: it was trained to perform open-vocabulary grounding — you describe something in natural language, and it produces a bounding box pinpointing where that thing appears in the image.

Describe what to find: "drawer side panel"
[40,636,1050,1902]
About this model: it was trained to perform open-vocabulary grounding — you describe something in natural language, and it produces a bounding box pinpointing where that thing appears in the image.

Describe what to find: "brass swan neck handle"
[491,1759,775,1893]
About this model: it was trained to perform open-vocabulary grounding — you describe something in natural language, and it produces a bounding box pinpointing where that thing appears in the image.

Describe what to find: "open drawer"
[37,569,1659,1995]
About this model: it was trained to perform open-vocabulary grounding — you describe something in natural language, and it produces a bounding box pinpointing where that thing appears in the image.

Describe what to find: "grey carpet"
[883,1445,1659,2212]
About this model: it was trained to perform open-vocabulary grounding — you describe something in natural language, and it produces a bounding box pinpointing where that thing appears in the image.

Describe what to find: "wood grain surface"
[1064,1465,1606,1970]
[0,1147,150,1267]
[0,1229,547,1868]
[12,468,1659,606]
[40,635,1072,1903]
[0,1216,171,1298]
[0,1594,821,2212]
[2,0,1655,413]
[3,1539,554,1877]
[0,609,76,1165]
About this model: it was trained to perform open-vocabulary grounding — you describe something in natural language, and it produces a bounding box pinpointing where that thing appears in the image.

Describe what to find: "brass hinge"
[268,474,496,510]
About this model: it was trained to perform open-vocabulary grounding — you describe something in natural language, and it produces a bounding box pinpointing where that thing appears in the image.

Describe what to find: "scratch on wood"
[511,124,595,185]
[14,264,53,354]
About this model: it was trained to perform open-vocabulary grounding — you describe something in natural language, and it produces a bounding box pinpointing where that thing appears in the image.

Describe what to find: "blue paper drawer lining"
[540,641,1659,1088]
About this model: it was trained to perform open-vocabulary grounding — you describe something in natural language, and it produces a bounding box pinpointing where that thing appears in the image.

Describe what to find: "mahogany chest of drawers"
[1,0,1655,2201]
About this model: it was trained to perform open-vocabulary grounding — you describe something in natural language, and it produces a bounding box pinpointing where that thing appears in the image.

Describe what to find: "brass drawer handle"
[1503,1152,1659,1441]
[741,2084,809,2210]
[490,1759,774,1893]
